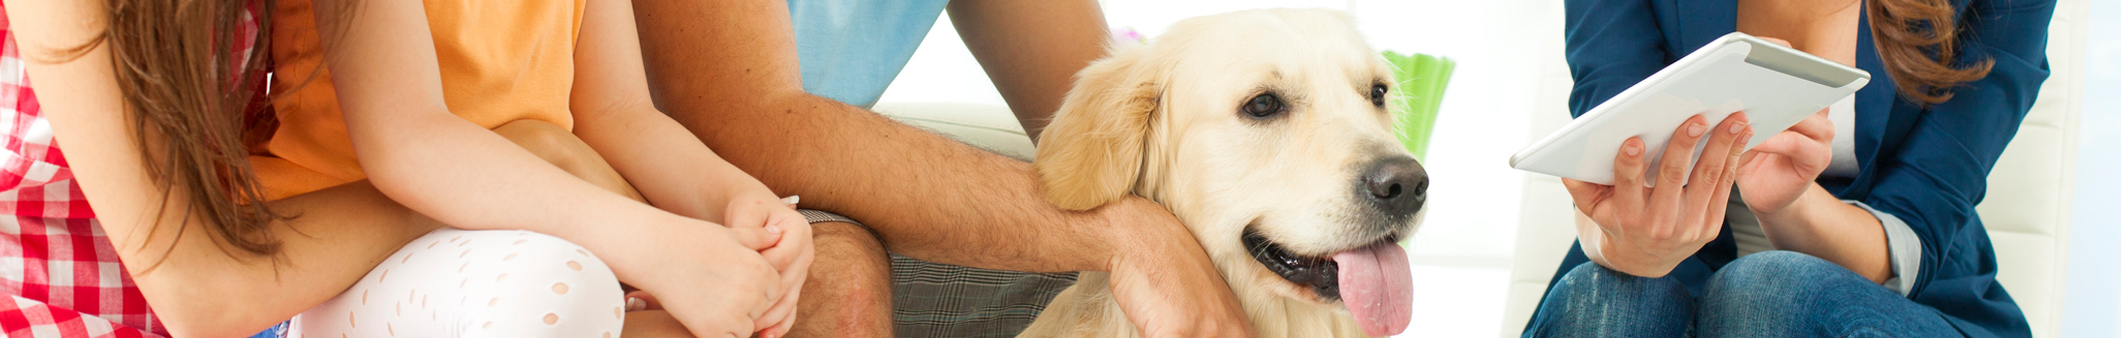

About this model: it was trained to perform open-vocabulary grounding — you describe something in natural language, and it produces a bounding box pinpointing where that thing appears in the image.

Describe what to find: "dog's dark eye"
[1243,93,1284,119]
[1370,84,1389,107]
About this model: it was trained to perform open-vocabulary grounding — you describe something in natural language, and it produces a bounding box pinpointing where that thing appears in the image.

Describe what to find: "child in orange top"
[9,0,811,337]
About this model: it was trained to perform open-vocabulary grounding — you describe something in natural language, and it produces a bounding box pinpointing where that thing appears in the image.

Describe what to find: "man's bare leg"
[789,221,895,338]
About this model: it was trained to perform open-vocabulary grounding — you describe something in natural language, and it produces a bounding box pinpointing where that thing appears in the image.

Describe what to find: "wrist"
[697,187,780,223]
[1753,183,1825,226]
[559,210,695,283]
[1095,198,1192,273]
[1749,181,1822,216]
[1592,237,1680,278]
[1575,214,1681,278]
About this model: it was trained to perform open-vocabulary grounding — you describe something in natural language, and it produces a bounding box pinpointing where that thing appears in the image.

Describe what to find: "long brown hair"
[1868,0,1994,104]
[66,0,288,260]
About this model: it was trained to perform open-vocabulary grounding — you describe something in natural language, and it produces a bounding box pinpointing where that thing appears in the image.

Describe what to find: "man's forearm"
[629,0,1129,273]
[679,93,1115,273]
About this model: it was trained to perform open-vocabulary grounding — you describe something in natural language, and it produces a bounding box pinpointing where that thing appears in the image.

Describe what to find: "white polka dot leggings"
[291,228,626,338]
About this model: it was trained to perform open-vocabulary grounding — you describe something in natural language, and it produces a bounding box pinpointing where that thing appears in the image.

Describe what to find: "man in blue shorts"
[627,1,1253,337]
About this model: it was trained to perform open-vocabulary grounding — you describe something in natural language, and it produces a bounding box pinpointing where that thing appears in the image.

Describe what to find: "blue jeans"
[1524,251,1961,337]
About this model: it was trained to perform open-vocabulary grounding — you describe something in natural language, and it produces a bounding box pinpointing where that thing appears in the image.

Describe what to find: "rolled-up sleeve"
[1848,200,1922,295]
[1857,0,2052,296]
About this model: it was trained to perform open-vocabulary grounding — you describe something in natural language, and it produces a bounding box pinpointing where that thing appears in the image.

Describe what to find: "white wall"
[2061,0,2120,335]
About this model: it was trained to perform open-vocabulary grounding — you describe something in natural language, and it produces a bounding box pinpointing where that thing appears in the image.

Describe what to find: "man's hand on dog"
[1101,197,1259,338]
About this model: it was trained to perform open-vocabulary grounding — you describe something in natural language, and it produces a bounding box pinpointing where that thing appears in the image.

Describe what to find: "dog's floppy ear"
[1034,45,1161,211]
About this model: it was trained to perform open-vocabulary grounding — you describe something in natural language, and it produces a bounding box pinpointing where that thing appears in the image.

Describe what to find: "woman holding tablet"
[1526,0,2053,337]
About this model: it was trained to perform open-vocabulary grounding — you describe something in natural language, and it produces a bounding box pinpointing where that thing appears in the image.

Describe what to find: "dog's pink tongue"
[1333,242,1412,336]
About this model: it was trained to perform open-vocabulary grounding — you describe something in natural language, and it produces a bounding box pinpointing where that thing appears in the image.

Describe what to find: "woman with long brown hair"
[1526,0,2051,336]
[5,0,813,337]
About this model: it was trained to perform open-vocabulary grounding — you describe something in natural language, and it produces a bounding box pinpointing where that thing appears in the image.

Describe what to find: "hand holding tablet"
[1511,32,1870,185]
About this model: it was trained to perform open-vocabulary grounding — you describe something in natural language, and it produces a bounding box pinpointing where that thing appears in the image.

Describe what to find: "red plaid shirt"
[0,3,261,337]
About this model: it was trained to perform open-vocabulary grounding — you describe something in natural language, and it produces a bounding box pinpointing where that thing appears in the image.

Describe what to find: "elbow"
[163,319,278,338]
[143,285,297,338]
[344,126,468,227]
[350,144,427,211]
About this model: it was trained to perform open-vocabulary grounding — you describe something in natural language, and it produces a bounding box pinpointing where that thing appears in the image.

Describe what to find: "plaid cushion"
[0,12,170,337]
[799,209,1078,338]
[889,255,1077,338]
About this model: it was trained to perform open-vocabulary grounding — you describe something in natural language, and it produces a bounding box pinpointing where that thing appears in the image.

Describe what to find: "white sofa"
[870,102,1040,159]
[1498,0,2092,337]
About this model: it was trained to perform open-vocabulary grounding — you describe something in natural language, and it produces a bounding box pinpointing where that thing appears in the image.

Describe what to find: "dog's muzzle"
[1243,229,1340,300]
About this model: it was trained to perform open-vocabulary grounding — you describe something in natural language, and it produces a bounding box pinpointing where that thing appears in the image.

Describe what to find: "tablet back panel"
[1512,33,1869,185]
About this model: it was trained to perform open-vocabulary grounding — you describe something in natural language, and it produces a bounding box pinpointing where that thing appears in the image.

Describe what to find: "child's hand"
[722,193,815,338]
[614,217,785,338]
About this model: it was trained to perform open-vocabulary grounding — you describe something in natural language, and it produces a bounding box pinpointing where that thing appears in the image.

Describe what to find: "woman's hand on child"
[1562,113,1753,278]
[721,193,815,338]
[1737,108,1834,216]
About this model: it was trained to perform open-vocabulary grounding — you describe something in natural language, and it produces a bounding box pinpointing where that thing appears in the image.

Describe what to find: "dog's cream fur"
[1022,9,1424,338]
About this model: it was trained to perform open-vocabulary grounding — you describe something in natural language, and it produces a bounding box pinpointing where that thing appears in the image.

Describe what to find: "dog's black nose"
[1361,156,1428,216]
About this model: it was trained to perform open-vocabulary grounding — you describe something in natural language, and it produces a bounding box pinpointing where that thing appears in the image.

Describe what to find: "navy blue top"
[1538,0,2054,336]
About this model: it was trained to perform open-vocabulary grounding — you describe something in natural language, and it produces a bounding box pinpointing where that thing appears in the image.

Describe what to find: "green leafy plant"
[1382,51,1454,161]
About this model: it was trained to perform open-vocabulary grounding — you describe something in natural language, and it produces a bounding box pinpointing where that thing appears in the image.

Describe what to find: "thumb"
[725,224,781,251]
[624,290,663,311]
[1756,36,1794,47]
[1748,130,1813,156]
[1560,178,1608,209]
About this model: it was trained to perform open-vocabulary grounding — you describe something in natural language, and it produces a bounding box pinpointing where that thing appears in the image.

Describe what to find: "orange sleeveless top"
[254,0,586,200]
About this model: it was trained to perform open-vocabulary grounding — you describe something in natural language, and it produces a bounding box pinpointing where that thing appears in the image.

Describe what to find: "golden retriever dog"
[1021,8,1427,338]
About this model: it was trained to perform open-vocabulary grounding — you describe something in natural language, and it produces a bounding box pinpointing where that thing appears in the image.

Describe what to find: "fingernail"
[780,195,800,205]
[1729,121,1747,134]
[1625,143,1642,156]
[766,225,783,235]
[626,297,646,311]
[1688,123,1707,137]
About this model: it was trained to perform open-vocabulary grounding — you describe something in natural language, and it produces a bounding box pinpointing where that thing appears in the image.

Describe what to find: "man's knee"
[813,221,885,252]
[808,221,892,293]
[793,221,894,338]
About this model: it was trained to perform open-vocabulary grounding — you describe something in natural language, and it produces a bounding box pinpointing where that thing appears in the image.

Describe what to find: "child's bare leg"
[621,310,697,338]
[494,119,648,203]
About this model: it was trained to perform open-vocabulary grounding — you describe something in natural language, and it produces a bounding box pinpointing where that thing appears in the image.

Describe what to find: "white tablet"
[1510,32,1870,185]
